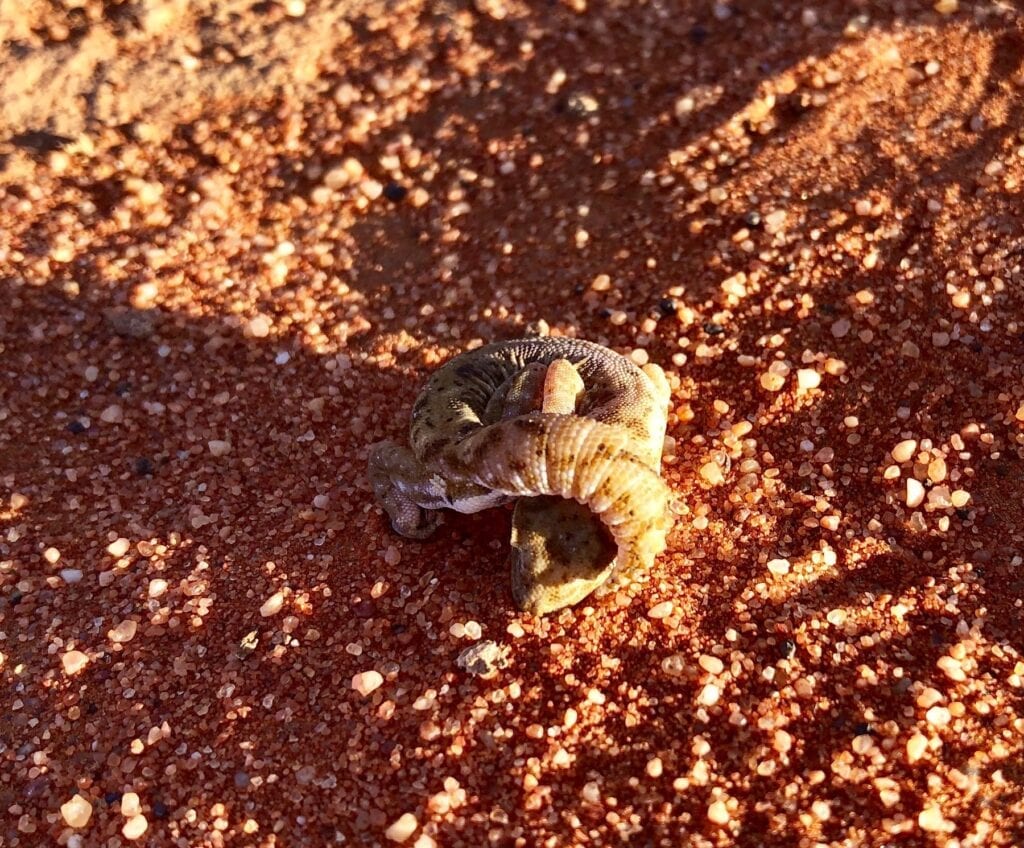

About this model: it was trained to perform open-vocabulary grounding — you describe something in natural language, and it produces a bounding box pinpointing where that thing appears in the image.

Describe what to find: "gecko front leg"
[368,442,513,538]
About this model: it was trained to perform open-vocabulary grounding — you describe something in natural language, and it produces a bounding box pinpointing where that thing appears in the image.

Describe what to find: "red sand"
[2,1,1023,845]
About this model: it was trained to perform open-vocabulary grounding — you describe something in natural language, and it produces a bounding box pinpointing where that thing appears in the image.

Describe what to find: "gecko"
[367,337,673,614]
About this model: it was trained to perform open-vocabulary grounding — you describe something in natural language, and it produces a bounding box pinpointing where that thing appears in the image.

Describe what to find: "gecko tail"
[445,413,672,578]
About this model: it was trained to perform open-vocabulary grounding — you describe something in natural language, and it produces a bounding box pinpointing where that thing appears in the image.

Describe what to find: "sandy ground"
[2,0,1024,846]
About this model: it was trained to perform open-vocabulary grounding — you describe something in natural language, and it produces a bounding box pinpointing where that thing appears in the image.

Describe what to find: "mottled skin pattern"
[367,337,673,614]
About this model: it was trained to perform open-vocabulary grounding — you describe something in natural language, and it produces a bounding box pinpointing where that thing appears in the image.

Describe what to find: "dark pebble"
[703,322,725,336]
[689,23,708,44]
[104,791,122,804]
[893,678,913,696]
[853,722,873,736]
[743,211,762,228]
[152,800,169,819]
[778,639,796,659]
[67,420,87,434]
[383,182,407,202]
[656,298,677,317]
[134,457,155,476]
[25,776,50,799]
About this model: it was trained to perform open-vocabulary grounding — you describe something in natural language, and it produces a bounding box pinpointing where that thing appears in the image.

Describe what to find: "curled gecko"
[367,337,673,614]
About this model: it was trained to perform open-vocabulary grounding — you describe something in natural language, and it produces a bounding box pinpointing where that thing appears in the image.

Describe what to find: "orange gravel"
[3,1,1024,846]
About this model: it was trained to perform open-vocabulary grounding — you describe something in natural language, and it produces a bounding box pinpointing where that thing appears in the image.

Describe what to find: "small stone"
[699,654,724,675]
[951,490,970,508]
[763,209,787,234]
[760,371,786,392]
[905,479,925,508]
[62,650,89,675]
[698,682,720,706]
[901,340,920,358]
[236,630,259,659]
[933,0,957,14]
[826,608,847,626]
[323,167,350,189]
[260,591,286,617]
[61,794,93,828]
[456,640,510,676]
[384,182,408,202]
[927,456,947,483]
[926,706,952,727]
[892,440,917,463]
[699,461,725,486]
[707,800,731,825]
[208,440,232,457]
[879,788,901,807]
[44,546,61,563]
[148,579,168,598]
[360,179,384,200]
[284,0,305,15]
[122,815,148,840]
[647,601,673,620]
[918,805,952,832]
[646,757,663,778]
[906,732,928,763]
[796,369,821,390]
[105,308,155,339]
[246,315,272,338]
[567,92,600,116]
[100,404,124,424]
[352,670,384,696]
[916,687,944,708]
[936,656,966,682]
[385,813,418,842]
[831,318,851,338]
[767,558,790,576]
[107,537,130,557]
[121,792,141,817]
[108,620,138,643]
[1015,403,1024,422]
[60,568,83,584]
